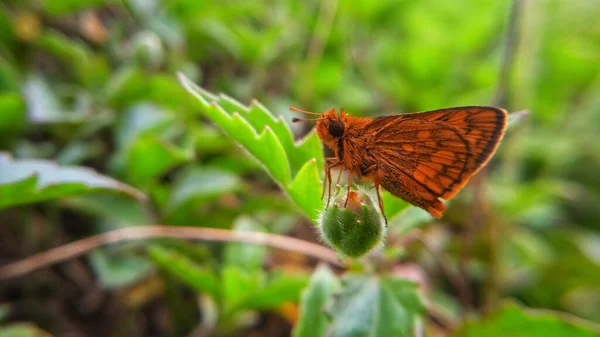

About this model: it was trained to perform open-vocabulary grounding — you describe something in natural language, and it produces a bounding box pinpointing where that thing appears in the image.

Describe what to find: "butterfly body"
[291,106,508,222]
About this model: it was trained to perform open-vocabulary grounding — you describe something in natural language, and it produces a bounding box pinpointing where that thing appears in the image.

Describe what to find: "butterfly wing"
[364,106,507,218]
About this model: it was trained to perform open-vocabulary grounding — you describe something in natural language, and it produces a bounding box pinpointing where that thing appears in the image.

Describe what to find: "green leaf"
[451,302,600,337]
[55,140,104,166]
[125,134,193,186]
[390,206,433,236]
[242,272,309,310]
[107,69,196,112]
[148,245,219,297]
[223,216,267,272]
[164,166,242,226]
[288,159,323,222]
[0,152,144,210]
[62,193,153,230]
[293,265,340,337]
[115,102,174,149]
[0,323,54,337]
[0,92,26,147]
[35,30,109,88]
[178,73,325,224]
[168,166,241,210]
[0,92,26,132]
[0,56,19,92]
[380,190,411,222]
[192,125,233,154]
[221,266,262,317]
[0,10,15,50]
[325,274,425,337]
[220,266,308,317]
[41,0,106,15]
[89,249,154,289]
[22,75,87,124]
[112,103,192,185]
[212,104,291,185]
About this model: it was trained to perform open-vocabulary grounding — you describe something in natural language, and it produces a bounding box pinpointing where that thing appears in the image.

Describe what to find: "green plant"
[1,0,600,336]
[178,72,411,236]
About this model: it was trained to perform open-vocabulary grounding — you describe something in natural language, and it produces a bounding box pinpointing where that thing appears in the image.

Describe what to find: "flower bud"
[318,188,385,257]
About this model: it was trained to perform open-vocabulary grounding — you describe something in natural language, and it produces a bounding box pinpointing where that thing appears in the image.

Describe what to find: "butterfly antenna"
[292,117,319,123]
[290,106,321,116]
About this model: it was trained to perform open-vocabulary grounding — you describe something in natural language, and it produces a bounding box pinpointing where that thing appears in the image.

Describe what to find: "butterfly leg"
[335,167,344,187]
[322,163,331,200]
[374,183,388,226]
[361,164,388,226]
[330,167,345,208]
[327,168,348,208]
[323,158,344,209]
[326,166,334,209]
[343,171,352,207]
[322,158,336,200]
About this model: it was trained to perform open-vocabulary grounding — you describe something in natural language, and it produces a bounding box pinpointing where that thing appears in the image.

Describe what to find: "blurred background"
[0,0,599,336]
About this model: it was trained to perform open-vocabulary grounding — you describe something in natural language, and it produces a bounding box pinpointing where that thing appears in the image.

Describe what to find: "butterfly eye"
[328,120,345,137]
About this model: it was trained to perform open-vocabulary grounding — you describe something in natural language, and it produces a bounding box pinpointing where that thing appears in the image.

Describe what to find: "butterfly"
[291,106,507,224]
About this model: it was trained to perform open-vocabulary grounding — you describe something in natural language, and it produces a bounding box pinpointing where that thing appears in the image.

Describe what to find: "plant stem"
[0,225,344,280]
[299,0,339,106]
[469,0,524,314]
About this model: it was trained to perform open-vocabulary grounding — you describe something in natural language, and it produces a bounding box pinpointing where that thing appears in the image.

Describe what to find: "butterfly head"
[290,106,346,148]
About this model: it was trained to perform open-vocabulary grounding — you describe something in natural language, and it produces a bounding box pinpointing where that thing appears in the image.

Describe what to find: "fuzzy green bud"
[318,188,385,257]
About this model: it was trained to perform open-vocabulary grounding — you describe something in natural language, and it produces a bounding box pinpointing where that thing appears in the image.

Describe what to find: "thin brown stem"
[299,0,338,106]
[0,225,344,281]
[416,238,471,313]
[426,303,457,331]
[494,0,524,108]
[463,0,524,315]
[485,0,524,313]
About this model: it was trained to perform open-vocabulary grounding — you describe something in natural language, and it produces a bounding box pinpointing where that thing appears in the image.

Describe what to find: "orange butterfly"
[291,106,507,223]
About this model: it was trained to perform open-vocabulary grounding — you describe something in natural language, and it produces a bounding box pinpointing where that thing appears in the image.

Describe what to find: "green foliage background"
[0,0,599,336]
